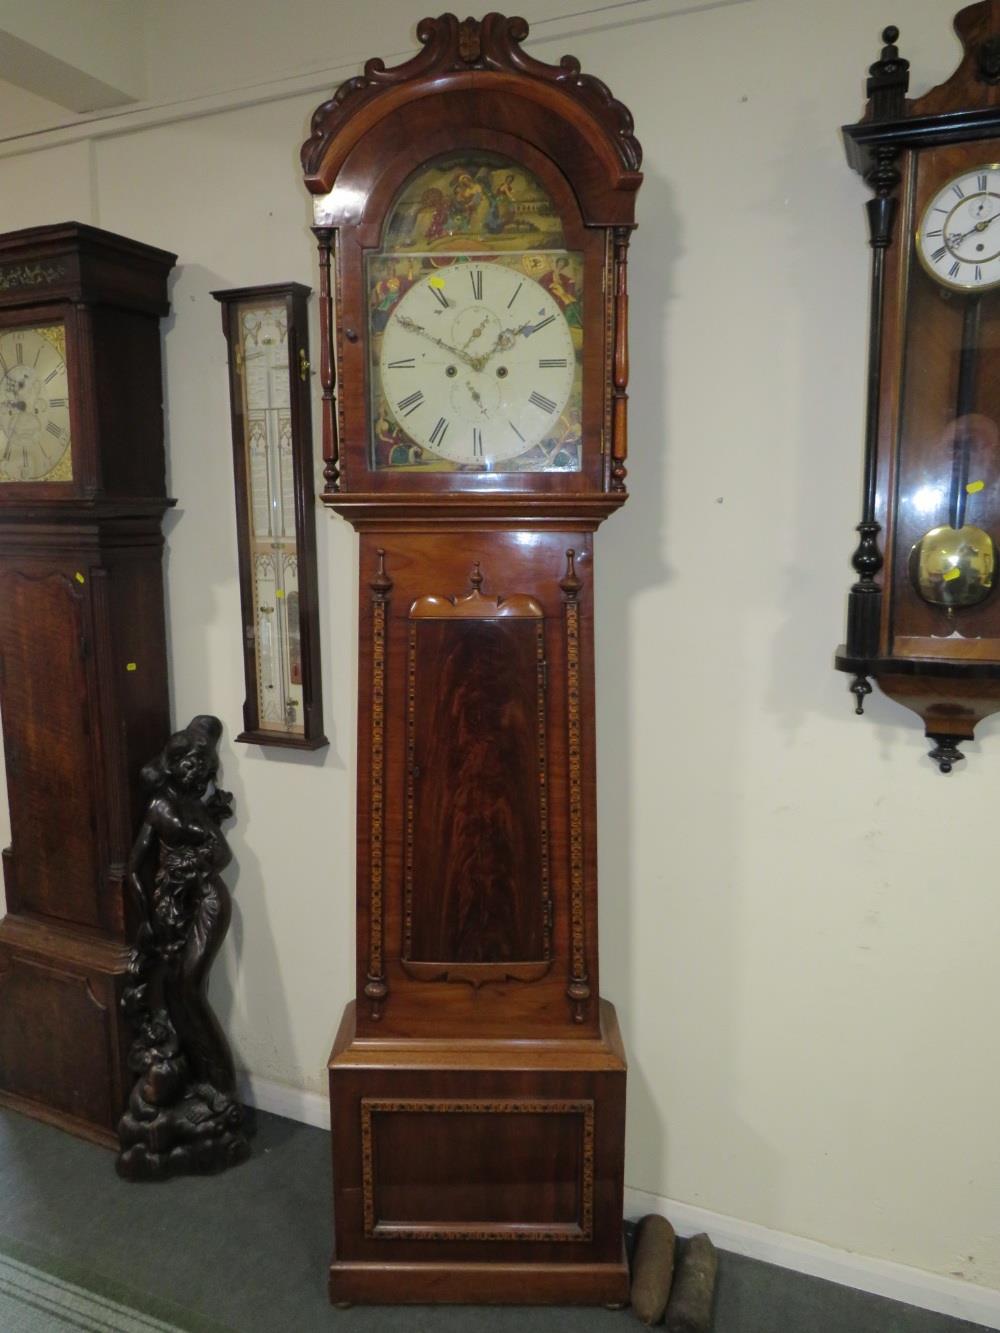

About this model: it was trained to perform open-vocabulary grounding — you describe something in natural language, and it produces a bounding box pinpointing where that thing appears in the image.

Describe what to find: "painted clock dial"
[917,164,1000,291]
[0,324,72,482]
[378,260,576,466]
[367,150,584,474]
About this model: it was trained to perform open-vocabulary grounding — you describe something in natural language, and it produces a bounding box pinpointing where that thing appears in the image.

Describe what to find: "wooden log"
[630,1214,677,1325]
[664,1233,718,1333]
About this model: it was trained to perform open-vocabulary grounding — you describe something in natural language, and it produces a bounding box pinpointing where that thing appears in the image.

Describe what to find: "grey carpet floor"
[0,1106,992,1333]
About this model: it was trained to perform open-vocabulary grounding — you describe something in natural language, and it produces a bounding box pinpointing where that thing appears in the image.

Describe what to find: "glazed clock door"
[367,151,585,477]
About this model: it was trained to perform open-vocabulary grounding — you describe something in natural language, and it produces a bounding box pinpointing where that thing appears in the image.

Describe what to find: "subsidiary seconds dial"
[917,165,1000,291]
[379,261,575,465]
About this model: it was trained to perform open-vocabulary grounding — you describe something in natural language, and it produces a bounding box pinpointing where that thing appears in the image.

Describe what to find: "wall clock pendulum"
[301,12,642,1305]
[837,3,1000,770]
[0,222,175,1144]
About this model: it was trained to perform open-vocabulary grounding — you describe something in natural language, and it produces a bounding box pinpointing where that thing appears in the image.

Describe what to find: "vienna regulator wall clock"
[838,2,1000,770]
[301,12,642,1305]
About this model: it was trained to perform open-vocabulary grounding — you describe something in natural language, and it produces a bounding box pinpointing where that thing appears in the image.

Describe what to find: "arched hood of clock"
[301,12,642,229]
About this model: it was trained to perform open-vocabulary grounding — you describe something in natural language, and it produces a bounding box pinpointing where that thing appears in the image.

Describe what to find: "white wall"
[1,0,998,1311]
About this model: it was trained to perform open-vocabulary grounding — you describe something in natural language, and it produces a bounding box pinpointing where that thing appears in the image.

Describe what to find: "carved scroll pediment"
[301,11,642,183]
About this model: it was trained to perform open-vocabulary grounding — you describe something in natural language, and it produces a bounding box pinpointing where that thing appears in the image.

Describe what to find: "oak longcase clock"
[302,12,641,1305]
[0,222,175,1145]
[838,2,1000,770]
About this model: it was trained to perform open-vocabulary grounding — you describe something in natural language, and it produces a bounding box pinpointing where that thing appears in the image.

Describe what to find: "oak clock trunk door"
[0,568,99,926]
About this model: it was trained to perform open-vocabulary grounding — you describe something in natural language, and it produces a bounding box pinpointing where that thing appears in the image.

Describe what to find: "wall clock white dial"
[917,165,1000,291]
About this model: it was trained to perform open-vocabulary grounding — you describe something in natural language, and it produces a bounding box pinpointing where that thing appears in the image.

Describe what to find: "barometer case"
[214,283,326,750]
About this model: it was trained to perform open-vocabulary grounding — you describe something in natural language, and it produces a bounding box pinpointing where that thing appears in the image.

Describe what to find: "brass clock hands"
[947,209,1000,250]
[465,381,491,417]
[396,314,480,370]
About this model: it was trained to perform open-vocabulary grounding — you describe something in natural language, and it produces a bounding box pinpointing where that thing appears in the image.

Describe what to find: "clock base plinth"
[327,1251,630,1306]
[328,999,629,1307]
[0,914,130,1148]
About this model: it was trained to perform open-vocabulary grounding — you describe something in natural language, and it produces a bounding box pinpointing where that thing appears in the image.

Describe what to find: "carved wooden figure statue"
[116,716,250,1180]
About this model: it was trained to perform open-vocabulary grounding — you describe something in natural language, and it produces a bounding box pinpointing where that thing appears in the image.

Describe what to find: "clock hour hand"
[480,326,525,364]
[947,209,1000,249]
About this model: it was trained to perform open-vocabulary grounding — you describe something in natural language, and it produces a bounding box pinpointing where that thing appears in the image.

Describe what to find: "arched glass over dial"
[367,150,584,474]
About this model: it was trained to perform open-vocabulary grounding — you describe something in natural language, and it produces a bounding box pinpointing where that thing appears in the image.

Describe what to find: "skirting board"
[240,1073,1000,1330]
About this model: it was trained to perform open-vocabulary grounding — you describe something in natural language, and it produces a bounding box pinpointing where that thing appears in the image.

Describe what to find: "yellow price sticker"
[428,276,446,289]
[126,662,137,672]
[967,480,985,494]
[276,589,284,599]
[74,571,85,584]
[943,567,962,582]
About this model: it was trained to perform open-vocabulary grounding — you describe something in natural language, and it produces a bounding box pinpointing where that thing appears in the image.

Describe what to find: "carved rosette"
[560,549,589,1023]
[366,549,392,1019]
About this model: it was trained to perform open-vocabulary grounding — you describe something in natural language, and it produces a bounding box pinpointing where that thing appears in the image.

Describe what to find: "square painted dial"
[0,324,72,483]
[367,151,583,474]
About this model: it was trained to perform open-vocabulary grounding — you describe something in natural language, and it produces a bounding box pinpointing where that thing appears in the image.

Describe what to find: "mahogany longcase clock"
[302,13,642,1304]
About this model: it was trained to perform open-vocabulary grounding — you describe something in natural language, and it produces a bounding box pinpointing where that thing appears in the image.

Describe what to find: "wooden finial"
[370,547,392,596]
[559,548,582,597]
[469,561,484,592]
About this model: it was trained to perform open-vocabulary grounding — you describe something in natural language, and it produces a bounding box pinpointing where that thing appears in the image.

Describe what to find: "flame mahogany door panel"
[405,599,549,979]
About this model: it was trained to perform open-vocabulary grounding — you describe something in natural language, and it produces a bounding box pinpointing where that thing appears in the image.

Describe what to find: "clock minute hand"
[396,315,479,369]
